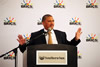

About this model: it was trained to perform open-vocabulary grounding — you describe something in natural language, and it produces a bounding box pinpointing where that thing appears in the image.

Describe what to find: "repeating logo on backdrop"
[54,0,65,8]
[4,17,16,25]
[69,17,81,25]
[21,0,33,8]
[4,51,15,60]
[78,51,82,59]
[86,0,98,8]
[86,34,98,42]
[23,34,31,43]
[37,18,42,25]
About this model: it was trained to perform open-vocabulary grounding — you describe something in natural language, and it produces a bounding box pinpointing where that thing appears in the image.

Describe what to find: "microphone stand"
[0,46,19,67]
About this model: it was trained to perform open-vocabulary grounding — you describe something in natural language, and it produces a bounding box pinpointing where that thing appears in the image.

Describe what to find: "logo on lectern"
[39,56,65,60]
[37,50,67,65]
[39,56,45,60]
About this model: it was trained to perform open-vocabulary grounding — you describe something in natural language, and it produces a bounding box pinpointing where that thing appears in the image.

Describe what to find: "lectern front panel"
[27,44,77,67]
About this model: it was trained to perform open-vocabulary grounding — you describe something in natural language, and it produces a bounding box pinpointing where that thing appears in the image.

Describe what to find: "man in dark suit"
[17,14,82,53]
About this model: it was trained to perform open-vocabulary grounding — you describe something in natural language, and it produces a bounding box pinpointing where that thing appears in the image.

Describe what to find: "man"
[17,14,82,53]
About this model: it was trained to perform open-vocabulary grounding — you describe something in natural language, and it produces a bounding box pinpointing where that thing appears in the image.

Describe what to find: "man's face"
[42,16,54,30]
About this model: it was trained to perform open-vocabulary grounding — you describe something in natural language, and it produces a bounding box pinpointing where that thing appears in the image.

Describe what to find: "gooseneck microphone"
[47,27,52,32]
[44,27,52,35]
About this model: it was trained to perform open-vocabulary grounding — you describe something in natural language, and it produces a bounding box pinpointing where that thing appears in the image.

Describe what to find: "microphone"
[47,27,52,32]
[44,27,52,36]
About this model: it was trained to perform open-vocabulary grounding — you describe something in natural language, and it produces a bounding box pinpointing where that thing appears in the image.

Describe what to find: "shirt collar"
[44,28,54,33]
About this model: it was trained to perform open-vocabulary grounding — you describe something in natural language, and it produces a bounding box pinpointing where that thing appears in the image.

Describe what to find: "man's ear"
[42,22,44,25]
[42,22,43,24]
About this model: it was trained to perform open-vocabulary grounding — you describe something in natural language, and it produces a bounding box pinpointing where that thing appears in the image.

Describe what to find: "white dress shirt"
[44,29,58,44]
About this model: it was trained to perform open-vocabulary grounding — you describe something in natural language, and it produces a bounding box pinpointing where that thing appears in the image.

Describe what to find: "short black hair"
[42,14,52,22]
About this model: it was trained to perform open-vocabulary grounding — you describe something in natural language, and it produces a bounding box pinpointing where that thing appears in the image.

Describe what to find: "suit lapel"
[40,29,47,44]
[54,30,62,44]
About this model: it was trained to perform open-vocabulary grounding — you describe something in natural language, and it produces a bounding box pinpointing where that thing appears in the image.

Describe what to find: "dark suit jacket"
[19,29,81,53]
